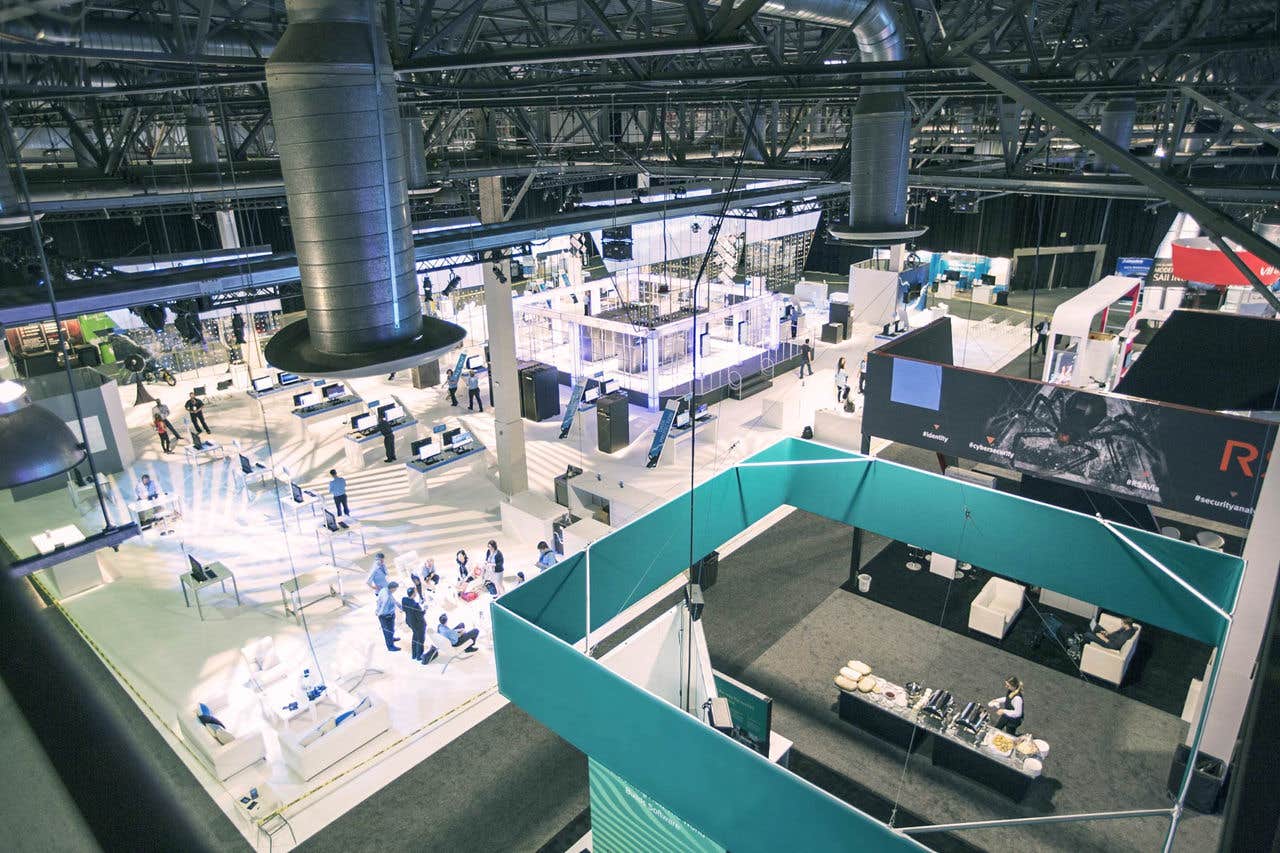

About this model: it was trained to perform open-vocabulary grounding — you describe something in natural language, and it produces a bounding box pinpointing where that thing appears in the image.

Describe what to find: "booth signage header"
[864,332,1276,526]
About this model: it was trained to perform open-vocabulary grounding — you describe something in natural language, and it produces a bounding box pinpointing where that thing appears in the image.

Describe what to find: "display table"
[128,494,183,537]
[971,284,996,305]
[403,444,487,500]
[314,518,367,563]
[500,491,566,546]
[280,565,348,621]
[343,418,420,469]
[32,525,108,598]
[565,475,660,527]
[66,473,115,515]
[837,685,1043,801]
[1039,588,1099,620]
[283,488,324,532]
[759,393,800,430]
[561,517,613,556]
[291,396,365,440]
[179,562,241,620]
[234,781,296,851]
[184,440,227,466]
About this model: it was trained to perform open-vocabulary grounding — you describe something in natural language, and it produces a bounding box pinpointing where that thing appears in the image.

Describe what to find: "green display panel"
[589,758,725,853]
[713,670,771,755]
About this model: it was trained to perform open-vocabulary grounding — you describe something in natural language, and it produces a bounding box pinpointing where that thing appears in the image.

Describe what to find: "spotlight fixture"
[0,379,87,488]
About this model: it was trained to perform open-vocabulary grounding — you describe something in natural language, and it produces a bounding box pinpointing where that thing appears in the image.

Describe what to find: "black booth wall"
[806,196,1177,289]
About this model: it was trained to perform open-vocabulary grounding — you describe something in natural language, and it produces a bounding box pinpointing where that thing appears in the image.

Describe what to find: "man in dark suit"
[402,586,435,662]
[379,418,396,462]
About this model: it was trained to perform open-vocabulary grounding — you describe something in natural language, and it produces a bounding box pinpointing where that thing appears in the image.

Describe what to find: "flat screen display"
[353,414,375,431]
[251,376,274,392]
[412,437,434,459]
[278,372,300,385]
[383,405,405,422]
[188,554,203,575]
[889,359,943,410]
[291,482,303,503]
[322,384,344,399]
[238,454,252,475]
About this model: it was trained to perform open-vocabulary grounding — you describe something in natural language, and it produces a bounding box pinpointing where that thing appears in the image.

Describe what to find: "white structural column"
[1195,465,1280,762]
[478,176,529,495]
[215,208,241,249]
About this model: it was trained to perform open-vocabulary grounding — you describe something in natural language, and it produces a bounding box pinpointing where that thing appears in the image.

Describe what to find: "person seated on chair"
[1086,616,1137,650]
[987,676,1025,734]
[135,474,159,502]
[457,564,486,602]
[436,613,479,653]
[455,548,471,581]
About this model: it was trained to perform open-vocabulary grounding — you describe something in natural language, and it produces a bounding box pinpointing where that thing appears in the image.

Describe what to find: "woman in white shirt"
[989,676,1025,734]
[834,357,850,404]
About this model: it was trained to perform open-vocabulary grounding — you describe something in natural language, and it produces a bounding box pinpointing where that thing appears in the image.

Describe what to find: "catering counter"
[835,674,1046,801]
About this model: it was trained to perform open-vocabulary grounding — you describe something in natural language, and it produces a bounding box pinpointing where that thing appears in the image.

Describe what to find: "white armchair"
[968,577,1026,640]
[241,636,291,692]
[176,693,266,781]
[1080,613,1141,686]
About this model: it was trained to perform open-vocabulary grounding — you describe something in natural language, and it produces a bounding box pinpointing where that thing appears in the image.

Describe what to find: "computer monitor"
[411,437,434,459]
[322,384,344,399]
[442,428,461,448]
[980,273,996,286]
[251,376,274,392]
[581,384,600,405]
[352,414,375,431]
[694,403,709,419]
[945,270,962,281]
[278,372,301,385]
[294,391,318,408]
[381,405,404,422]
[291,482,303,503]
[465,354,484,370]
[324,509,338,532]
[188,554,205,579]
[238,454,253,475]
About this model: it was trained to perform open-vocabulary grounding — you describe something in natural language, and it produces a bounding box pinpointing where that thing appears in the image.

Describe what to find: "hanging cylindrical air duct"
[263,0,464,378]
[1252,208,1280,245]
[402,115,429,190]
[814,0,926,246]
[185,105,220,167]
[1091,97,1137,171]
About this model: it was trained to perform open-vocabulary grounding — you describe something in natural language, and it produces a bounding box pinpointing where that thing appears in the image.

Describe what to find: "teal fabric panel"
[492,604,928,853]
[589,758,725,853]
[763,452,1241,645]
[583,468,766,634]
[497,552,587,645]
[743,436,852,464]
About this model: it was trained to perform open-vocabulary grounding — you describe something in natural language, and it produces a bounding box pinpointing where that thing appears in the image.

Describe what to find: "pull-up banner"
[863,320,1277,527]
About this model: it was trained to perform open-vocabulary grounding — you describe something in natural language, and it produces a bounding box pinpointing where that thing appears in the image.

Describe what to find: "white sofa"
[278,695,391,781]
[177,694,266,781]
[1080,613,1141,686]
[968,577,1026,640]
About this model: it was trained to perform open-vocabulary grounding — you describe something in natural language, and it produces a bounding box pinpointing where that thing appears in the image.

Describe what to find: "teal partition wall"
[493,438,1245,853]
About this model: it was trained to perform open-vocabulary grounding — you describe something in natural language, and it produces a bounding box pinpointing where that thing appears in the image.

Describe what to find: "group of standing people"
[366,552,482,663]
[151,391,211,454]
[446,369,485,412]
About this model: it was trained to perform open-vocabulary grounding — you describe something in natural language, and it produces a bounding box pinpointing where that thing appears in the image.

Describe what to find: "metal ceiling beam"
[0,181,844,325]
[396,37,751,72]
[965,56,1280,310]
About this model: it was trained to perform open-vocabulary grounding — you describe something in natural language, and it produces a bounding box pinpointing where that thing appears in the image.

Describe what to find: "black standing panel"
[519,362,561,422]
[596,392,630,453]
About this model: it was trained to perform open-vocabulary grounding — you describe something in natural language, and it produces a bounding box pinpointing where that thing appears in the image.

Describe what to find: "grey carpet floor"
[729,586,1222,853]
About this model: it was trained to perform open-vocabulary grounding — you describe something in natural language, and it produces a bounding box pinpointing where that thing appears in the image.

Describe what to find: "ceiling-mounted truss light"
[0,380,86,489]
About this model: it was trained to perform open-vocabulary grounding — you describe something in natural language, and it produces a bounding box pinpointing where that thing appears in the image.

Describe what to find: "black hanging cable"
[1027,193,1047,378]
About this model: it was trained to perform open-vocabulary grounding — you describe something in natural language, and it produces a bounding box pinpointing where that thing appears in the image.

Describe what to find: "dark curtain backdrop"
[805,195,1178,290]
[43,208,295,261]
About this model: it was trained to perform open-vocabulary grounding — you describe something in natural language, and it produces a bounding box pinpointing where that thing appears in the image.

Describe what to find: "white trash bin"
[857,573,872,594]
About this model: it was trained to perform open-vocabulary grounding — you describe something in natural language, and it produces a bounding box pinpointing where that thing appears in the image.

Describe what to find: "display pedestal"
[812,407,860,451]
[500,491,565,547]
[929,553,957,579]
[38,553,109,598]
[759,393,798,430]
[561,517,613,556]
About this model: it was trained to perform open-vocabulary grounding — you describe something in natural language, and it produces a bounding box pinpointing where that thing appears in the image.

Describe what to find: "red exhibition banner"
[1171,238,1280,287]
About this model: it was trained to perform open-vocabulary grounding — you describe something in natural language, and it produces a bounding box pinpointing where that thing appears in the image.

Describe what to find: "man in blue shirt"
[366,552,389,593]
[436,613,479,653]
[536,541,557,572]
[466,370,483,412]
[376,581,401,651]
[328,469,349,516]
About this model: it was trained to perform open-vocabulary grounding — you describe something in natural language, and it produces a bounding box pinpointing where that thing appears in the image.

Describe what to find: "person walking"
[787,303,798,340]
[154,413,172,453]
[402,586,429,662]
[858,356,868,394]
[1033,320,1050,356]
[834,357,850,404]
[466,370,483,412]
[798,338,814,378]
[447,372,460,406]
[328,469,350,517]
[536,541,558,572]
[184,391,210,434]
[376,581,401,651]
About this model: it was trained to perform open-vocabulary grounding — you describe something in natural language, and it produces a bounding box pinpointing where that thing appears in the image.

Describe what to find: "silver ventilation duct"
[184,106,220,167]
[403,115,429,190]
[1255,209,1280,245]
[1092,97,1136,171]
[813,0,926,246]
[2,17,272,58]
[263,0,463,378]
